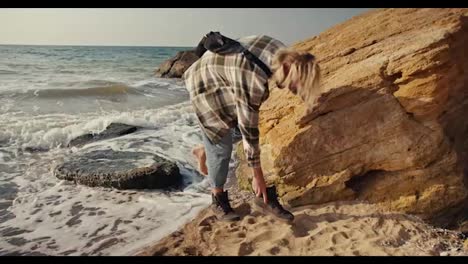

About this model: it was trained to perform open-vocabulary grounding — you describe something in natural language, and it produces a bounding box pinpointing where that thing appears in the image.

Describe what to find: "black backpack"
[194,32,272,78]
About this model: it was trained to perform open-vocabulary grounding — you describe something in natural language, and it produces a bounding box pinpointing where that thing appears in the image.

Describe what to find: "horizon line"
[0,43,195,48]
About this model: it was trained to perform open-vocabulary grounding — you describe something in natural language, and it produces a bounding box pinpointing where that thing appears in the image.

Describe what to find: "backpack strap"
[242,49,272,78]
[194,35,208,58]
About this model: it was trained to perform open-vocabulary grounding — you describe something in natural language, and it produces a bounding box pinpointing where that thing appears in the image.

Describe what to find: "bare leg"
[192,145,208,176]
[192,146,223,194]
[212,187,223,195]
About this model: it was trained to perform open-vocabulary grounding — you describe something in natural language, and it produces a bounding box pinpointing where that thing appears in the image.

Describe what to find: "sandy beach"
[136,177,468,256]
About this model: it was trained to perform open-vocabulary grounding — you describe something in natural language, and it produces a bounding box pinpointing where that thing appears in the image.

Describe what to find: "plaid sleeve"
[237,100,261,168]
[235,67,268,168]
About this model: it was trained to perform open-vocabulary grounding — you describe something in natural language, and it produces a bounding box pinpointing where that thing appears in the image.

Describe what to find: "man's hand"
[252,167,268,204]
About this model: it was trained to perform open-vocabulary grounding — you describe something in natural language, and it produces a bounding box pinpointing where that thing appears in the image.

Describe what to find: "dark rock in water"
[24,146,50,153]
[19,123,139,153]
[155,50,199,78]
[0,138,9,147]
[68,123,141,147]
[54,149,182,189]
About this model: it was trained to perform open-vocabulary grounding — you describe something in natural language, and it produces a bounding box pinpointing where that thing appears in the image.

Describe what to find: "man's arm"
[236,101,268,203]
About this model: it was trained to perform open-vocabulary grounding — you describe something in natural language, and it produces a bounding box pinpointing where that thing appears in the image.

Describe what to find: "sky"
[0,8,373,47]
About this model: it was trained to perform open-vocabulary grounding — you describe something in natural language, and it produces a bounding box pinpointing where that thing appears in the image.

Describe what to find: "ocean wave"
[131,80,170,89]
[8,79,187,99]
[5,63,47,71]
[126,67,153,73]
[10,83,145,100]
[56,69,76,74]
[5,63,37,68]
[136,78,186,91]
[0,69,18,75]
[22,50,55,57]
[0,101,195,151]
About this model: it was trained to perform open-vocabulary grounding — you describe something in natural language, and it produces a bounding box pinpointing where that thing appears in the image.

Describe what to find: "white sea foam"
[0,99,215,256]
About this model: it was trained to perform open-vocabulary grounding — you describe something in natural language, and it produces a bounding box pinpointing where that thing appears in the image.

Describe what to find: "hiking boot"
[211,191,240,222]
[253,186,294,222]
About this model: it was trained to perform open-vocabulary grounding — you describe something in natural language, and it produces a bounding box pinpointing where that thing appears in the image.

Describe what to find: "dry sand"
[136,184,468,256]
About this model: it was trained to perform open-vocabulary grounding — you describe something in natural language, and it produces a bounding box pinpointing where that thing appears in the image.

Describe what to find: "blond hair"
[270,48,321,105]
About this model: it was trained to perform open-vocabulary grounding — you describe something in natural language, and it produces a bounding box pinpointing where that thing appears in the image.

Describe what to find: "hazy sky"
[0,8,372,47]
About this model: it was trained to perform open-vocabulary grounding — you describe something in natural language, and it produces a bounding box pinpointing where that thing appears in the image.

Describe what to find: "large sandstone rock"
[54,149,182,189]
[236,8,468,223]
[155,50,199,78]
